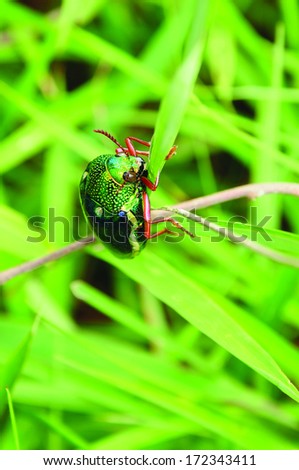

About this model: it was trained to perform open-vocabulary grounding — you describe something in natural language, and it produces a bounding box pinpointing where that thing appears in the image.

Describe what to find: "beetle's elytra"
[80,130,179,258]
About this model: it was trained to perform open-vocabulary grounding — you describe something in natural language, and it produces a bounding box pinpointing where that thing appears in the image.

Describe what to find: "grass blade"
[149,0,213,179]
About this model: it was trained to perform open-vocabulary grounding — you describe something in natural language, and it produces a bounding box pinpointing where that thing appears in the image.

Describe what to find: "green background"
[0,0,299,450]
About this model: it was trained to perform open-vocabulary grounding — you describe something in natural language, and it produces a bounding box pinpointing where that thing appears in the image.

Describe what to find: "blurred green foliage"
[0,0,299,450]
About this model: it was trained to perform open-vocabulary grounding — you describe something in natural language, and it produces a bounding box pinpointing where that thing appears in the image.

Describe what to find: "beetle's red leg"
[125,137,137,156]
[127,136,151,147]
[116,147,150,157]
[115,137,176,162]
[143,193,176,238]
[151,216,195,238]
[128,137,176,161]
[125,137,151,157]
[147,227,178,239]
[165,145,177,160]
[141,174,159,192]
[94,130,176,160]
[116,138,150,157]
[140,145,177,190]
[144,192,194,239]
[143,192,151,239]
[146,219,186,240]
[135,150,150,156]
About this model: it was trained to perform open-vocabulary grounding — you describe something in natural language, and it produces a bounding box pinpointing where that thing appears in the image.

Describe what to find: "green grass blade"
[71,280,208,371]
[211,220,299,258]
[0,319,38,415]
[91,248,299,403]
[5,388,20,450]
[149,0,213,179]
[0,80,99,160]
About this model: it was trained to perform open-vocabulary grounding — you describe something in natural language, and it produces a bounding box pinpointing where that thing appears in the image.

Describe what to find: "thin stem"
[6,388,20,450]
[0,236,95,285]
[165,207,299,268]
[151,182,299,219]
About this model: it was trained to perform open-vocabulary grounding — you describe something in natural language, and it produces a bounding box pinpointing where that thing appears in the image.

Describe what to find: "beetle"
[79,130,188,258]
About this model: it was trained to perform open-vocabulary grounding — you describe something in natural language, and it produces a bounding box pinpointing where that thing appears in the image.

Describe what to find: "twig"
[0,236,95,285]
[151,182,299,219]
[0,182,298,284]
[164,207,299,268]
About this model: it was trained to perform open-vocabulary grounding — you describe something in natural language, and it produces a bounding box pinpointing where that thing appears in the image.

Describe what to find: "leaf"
[90,247,299,403]
[0,319,38,416]
[71,280,206,370]
[149,0,213,179]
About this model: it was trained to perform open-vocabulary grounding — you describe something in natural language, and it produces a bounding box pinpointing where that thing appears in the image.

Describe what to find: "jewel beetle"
[79,130,183,258]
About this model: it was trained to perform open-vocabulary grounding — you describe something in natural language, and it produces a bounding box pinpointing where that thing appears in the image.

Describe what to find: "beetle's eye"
[118,210,126,217]
[123,171,137,183]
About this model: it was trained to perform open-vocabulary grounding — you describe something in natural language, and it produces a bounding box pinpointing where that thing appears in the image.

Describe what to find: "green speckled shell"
[81,155,142,214]
[80,154,147,257]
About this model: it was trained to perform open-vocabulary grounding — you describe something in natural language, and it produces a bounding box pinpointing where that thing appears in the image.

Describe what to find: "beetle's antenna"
[94,129,127,154]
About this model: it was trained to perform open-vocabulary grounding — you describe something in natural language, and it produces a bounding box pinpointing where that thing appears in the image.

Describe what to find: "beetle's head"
[107,155,146,185]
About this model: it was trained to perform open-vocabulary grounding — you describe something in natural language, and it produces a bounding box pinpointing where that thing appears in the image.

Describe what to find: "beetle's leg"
[147,217,192,240]
[143,193,194,239]
[119,137,176,159]
[143,192,175,238]
[94,130,176,160]
[116,137,151,157]
[124,137,137,156]
[143,192,152,239]
[141,174,159,191]
[120,137,151,157]
[127,137,176,161]
[140,145,177,190]
[165,145,177,160]
[147,227,178,239]
[127,136,151,148]
[116,148,150,156]
[151,216,195,238]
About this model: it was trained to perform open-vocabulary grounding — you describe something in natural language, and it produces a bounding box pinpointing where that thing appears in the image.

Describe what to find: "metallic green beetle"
[80,130,178,258]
